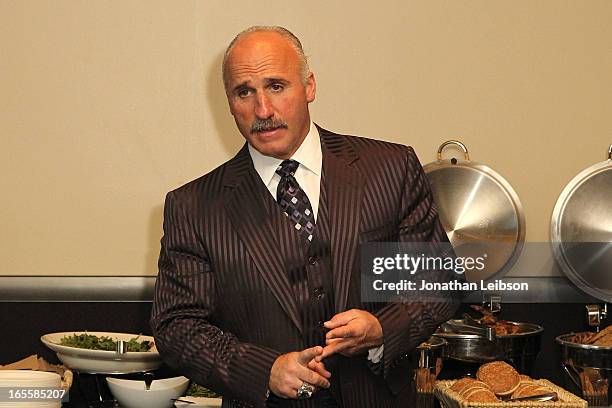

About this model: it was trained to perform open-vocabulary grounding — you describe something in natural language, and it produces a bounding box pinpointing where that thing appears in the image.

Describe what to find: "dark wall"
[0,302,153,365]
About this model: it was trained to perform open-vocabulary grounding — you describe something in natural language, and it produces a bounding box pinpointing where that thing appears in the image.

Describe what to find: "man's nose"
[255,92,273,119]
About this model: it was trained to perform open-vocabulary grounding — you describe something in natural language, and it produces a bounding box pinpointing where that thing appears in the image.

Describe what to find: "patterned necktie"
[276,159,315,242]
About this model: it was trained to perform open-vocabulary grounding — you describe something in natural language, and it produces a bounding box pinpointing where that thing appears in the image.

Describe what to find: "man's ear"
[306,72,316,103]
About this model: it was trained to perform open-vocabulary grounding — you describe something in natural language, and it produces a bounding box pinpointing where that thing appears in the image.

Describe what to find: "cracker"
[476,361,521,396]
[465,388,499,403]
[451,378,478,393]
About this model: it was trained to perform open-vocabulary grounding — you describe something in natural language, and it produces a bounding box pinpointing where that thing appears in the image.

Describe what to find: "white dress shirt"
[248,121,322,220]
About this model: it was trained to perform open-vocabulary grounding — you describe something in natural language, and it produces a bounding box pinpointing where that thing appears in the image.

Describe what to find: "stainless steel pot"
[424,141,525,283]
[557,333,612,406]
[551,144,612,302]
[434,331,500,362]
[557,333,612,370]
[433,319,543,373]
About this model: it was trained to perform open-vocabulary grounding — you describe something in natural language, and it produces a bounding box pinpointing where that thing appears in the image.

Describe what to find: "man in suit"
[151,26,459,407]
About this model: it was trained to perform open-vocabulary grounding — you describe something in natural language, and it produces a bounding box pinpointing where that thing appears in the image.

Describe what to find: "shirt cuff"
[367,344,384,363]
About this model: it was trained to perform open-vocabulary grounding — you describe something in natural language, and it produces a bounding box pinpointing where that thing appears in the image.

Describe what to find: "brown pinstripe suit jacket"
[150,126,459,407]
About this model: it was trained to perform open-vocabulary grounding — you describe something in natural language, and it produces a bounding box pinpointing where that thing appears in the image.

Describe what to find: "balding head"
[222,26,310,93]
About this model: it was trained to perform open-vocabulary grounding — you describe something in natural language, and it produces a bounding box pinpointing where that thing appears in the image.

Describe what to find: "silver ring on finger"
[296,381,315,399]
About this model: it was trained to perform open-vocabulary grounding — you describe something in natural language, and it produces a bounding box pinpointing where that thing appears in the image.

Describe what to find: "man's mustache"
[251,118,288,133]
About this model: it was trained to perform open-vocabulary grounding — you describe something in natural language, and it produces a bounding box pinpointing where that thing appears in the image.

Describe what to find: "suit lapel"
[223,145,303,333]
[319,128,364,313]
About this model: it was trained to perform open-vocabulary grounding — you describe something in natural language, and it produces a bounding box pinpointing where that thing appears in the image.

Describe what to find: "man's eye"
[237,89,251,98]
[270,83,284,92]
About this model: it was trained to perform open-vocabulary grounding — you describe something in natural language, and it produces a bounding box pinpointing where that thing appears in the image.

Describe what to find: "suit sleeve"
[150,191,280,407]
[373,147,460,393]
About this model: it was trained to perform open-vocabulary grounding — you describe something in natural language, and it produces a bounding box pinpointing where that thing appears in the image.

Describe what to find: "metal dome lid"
[551,144,612,302]
[424,140,525,283]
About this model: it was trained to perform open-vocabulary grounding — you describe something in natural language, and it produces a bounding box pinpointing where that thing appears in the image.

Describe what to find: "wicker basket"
[434,379,587,408]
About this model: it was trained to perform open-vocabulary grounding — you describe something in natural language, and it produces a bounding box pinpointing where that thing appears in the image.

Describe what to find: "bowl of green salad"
[41,331,161,374]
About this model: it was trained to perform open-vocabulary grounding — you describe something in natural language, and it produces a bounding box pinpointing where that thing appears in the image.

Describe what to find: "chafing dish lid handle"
[440,319,496,341]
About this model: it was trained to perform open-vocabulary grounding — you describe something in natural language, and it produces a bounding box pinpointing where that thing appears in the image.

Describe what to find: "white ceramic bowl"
[106,376,190,408]
[0,370,61,387]
[41,331,161,374]
[0,403,59,408]
[0,371,62,408]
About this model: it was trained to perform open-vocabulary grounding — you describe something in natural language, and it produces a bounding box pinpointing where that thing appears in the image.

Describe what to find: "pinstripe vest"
[263,164,342,407]
[265,168,335,349]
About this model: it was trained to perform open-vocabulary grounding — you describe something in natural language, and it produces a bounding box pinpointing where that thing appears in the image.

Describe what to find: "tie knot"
[276,159,300,178]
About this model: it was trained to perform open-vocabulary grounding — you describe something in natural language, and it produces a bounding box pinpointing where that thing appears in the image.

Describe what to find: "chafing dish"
[434,317,542,374]
[557,332,612,406]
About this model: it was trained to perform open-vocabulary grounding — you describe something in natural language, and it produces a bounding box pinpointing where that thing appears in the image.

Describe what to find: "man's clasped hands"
[268,309,384,398]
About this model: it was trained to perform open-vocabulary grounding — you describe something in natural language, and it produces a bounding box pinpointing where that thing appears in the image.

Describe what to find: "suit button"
[308,256,318,265]
[313,287,325,299]
[317,320,329,334]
